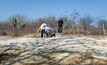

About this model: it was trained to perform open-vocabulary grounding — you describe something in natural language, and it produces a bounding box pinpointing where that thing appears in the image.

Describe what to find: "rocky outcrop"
[0,36,107,65]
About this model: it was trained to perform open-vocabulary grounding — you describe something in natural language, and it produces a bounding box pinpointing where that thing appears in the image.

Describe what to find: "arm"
[62,21,64,26]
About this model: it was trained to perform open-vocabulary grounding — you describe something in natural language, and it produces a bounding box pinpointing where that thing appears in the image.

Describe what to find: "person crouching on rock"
[35,22,47,38]
[44,25,56,37]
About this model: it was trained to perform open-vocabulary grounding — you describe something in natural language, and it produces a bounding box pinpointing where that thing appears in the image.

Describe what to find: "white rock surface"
[0,35,107,65]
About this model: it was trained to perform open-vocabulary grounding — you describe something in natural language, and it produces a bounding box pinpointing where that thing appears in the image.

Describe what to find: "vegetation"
[0,11,107,36]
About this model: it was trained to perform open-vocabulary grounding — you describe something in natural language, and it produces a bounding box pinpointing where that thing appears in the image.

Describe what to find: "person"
[35,22,47,38]
[12,17,17,29]
[44,25,55,37]
[57,18,64,33]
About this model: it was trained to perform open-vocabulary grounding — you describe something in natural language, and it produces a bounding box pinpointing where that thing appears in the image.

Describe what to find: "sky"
[0,0,107,22]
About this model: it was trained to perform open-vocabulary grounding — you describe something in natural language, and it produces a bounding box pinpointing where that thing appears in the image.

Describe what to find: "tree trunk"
[77,25,80,34]
[72,24,74,34]
[103,23,106,35]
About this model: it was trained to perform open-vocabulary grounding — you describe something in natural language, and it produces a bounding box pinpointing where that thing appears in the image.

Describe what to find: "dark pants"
[58,26,63,33]
[41,30,45,38]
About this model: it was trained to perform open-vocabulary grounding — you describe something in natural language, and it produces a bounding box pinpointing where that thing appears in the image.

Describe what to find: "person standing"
[57,18,64,33]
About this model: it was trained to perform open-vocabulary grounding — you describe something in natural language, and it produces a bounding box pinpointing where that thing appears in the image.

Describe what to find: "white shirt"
[44,26,53,32]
